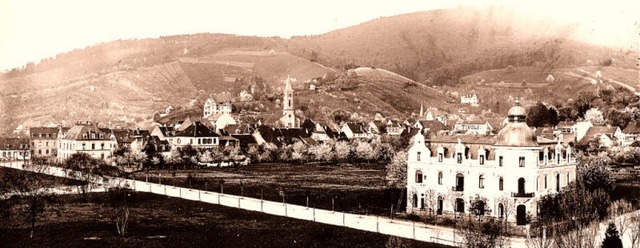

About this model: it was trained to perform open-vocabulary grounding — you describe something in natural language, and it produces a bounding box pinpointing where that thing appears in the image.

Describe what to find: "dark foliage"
[601,222,623,248]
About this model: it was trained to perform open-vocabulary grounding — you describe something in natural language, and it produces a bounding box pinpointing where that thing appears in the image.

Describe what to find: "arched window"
[415,170,423,183]
[455,173,464,191]
[518,178,525,194]
[499,177,504,191]
[438,172,443,185]
[498,203,504,218]
[412,194,418,208]
[479,175,485,189]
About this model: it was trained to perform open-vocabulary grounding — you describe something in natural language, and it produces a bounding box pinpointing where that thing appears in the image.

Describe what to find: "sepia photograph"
[0,0,639,247]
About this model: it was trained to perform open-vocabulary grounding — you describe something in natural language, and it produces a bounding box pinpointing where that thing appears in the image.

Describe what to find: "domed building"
[406,99,577,225]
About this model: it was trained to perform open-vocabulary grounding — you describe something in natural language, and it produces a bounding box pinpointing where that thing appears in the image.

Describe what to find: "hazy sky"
[1,0,638,71]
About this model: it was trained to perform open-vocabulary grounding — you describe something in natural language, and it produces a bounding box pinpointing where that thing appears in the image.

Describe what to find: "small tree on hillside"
[601,222,623,248]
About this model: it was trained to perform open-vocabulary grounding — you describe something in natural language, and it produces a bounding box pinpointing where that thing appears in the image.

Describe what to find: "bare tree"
[105,185,136,236]
[630,212,640,248]
[553,222,600,248]
[608,199,633,238]
[424,189,437,221]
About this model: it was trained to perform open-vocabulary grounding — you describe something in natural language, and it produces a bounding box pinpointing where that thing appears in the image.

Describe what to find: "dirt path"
[577,68,638,93]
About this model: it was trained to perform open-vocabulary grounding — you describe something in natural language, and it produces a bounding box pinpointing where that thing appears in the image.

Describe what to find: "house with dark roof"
[0,137,30,161]
[413,120,449,137]
[368,120,387,135]
[622,122,640,146]
[112,128,151,153]
[340,122,374,140]
[29,127,59,157]
[252,126,313,147]
[386,120,406,136]
[311,122,337,142]
[578,126,623,148]
[57,123,117,161]
[172,121,221,150]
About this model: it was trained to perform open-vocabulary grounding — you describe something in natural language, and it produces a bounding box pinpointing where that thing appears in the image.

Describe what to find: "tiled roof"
[255,126,312,146]
[175,122,219,138]
[345,122,369,134]
[623,122,640,134]
[578,126,619,144]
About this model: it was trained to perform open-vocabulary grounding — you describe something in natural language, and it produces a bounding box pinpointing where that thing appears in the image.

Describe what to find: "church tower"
[281,76,297,128]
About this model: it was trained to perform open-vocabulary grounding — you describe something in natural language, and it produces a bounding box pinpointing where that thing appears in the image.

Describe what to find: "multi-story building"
[406,100,577,225]
[57,123,117,161]
[203,95,232,118]
[0,137,31,161]
[460,93,479,106]
[171,121,221,150]
[29,127,59,157]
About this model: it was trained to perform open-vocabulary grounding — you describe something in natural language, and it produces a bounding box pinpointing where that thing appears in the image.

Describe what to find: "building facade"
[406,101,577,225]
[29,127,59,157]
[460,93,479,106]
[57,123,117,161]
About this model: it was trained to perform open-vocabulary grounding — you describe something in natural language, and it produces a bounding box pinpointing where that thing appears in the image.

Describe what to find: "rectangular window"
[457,153,462,164]
[519,157,525,167]
[479,155,485,165]
[438,153,443,162]
[499,156,503,167]
[91,144,95,150]
[417,152,421,161]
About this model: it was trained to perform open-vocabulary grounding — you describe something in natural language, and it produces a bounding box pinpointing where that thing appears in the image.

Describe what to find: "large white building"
[406,100,576,225]
[203,97,232,118]
[57,123,117,161]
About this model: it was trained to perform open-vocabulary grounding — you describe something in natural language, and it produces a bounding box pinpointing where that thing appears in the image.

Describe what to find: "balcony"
[451,186,464,192]
[511,192,535,198]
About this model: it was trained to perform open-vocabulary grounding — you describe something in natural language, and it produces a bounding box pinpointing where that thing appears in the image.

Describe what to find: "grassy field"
[132,163,405,216]
[0,193,450,248]
[0,167,85,188]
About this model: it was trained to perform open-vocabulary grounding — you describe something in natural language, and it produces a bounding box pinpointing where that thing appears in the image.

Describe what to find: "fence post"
[376,216,379,233]
[313,208,316,222]
[238,197,241,208]
[285,203,288,217]
[218,192,221,204]
[413,221,416,239]
[199,190,201,201]
[164,185,167,195]
[261,199,263,212]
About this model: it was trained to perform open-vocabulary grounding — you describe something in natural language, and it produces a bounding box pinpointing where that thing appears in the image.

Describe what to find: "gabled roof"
[578,126,620,144]
[344,122,369,134]
[175,122,220,138]
[623,122,640,134]
[556,121,575,128]
[370,120,386,134]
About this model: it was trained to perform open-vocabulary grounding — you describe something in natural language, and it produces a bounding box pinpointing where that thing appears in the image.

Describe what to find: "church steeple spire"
[281,76,297,128]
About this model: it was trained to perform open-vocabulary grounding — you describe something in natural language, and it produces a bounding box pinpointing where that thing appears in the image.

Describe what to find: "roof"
[578,126,620,144]
[344,122,369,134]
[623,122,640,134]
[430,134,496,145]
[175,122,220,138]
[255,126,312,147]
[29,127,59,137]
[370,120,386,133]
[231,134,257,145]
[157,126,178,137]
[495,122,538,147]
[556,121,575,128]
[417,120,448,133]
[0,137,30,150]
[63,124,112,141]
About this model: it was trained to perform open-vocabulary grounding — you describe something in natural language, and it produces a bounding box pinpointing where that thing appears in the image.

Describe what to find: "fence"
[0,161,528,247]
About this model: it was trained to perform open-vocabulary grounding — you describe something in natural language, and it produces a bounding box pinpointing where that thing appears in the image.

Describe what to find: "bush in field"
[311,141,334,161]
[334,141,352,162]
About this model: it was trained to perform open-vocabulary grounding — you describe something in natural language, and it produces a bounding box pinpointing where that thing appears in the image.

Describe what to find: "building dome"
[495,98,538,147]
[495,122,538,147]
